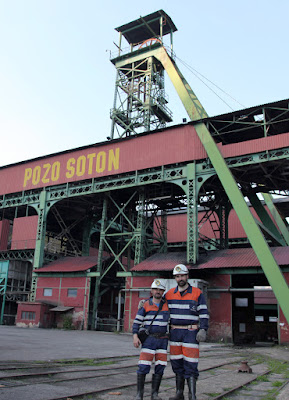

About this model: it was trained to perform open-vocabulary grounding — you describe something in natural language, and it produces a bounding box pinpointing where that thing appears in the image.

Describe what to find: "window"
[139,290,150,298]
[255,316,264,322]
[43,288,52,297]
[67,288,77,298]
[235,298,248,307]
[21,311,36,320]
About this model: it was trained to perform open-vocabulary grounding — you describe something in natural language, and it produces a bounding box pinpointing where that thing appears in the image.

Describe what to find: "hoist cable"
[175,55,246,111]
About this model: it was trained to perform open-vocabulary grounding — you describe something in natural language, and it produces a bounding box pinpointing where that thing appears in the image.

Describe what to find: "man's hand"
[138,299,146,309]
[133,333,141,348]
[196,329,207,342]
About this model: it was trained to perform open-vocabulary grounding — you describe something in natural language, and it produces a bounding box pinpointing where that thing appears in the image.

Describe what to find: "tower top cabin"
[110,10,178,139]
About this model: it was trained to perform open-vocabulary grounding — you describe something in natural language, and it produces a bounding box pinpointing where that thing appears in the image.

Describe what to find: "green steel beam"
[0,261,9,325]
[92,196,107,329]
[184,163,198,264]
[262,193,289,245]
[214,267,289,275]
[0,249,34,261]
[134,190,145,265]
[247,192,286,246]
[29,190,51,302]
[1,150,289,211]
[218,202,230,249]
[152,45,289,324]
[117,272,133,277]
[34,190,49,270]
[34,272,100,277]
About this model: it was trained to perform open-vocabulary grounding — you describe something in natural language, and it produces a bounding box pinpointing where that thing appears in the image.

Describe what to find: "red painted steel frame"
[1,126,289,196]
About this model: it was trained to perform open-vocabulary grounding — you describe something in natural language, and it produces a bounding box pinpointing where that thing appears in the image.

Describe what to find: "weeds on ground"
[255,374,270,382]
[253,354,289,378]
[261,389,280,400]
[54,358,114,366]
[272,380,283,387]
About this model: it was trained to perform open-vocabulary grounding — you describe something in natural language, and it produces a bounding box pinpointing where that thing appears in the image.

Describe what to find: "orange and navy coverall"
[132,297,170,375]
[165,285,209,379]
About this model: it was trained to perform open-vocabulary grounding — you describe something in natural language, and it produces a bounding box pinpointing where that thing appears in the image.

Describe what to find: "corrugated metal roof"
[35,256,100,273]
[196,247,289,269]
[115,10,177,44]
[49,306,74,312]
[132,247,289,272]
[131,252,188,272]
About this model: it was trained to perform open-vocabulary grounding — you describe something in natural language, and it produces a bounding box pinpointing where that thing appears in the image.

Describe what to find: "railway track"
[0,347,288,400]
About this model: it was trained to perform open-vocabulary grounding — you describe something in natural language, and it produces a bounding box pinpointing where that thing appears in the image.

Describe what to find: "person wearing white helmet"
[165,264,209,400]
[173,264,189,276]
[132,279,169,400]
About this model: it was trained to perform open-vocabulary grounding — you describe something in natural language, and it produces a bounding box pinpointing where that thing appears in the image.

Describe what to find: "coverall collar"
[174,283,192,295]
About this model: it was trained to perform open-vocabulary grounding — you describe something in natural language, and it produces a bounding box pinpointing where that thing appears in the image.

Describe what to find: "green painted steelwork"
[0,261,9,324]
[247,192,286,246]
[34,272,99,278]
[134,190,145,265]
[149,45,289,324]
[110,43,172,139]
[0,249,34,262]
[29,190,51,302]
[1,146,289,211]
[92,196,108,329]
[117,272,133,277]
[218,201,230,249]
[262,193,289,246]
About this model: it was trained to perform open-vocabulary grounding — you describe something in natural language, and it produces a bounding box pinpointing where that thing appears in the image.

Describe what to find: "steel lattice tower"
[109,10,177,139]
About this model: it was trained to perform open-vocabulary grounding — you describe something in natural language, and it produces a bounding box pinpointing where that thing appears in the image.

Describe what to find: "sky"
[1,0,289,167]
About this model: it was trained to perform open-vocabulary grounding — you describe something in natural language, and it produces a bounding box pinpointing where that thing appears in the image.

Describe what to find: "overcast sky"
[1,0,289,167]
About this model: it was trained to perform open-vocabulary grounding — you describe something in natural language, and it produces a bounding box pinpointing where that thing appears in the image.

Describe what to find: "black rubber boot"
[168,374,185,400]
[135,374,146,400]
[151,373,163,400]
[187,376,197,400]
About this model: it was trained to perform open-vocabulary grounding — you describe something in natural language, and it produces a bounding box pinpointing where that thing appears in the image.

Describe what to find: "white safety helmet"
[173,264,189,275]
[151,279,166,291]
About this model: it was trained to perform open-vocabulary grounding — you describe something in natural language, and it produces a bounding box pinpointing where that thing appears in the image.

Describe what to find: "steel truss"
[110,49,173,138]
[206,101,289,144]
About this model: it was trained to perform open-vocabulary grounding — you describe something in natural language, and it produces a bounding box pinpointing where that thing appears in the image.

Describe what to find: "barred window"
[21,311,36,320]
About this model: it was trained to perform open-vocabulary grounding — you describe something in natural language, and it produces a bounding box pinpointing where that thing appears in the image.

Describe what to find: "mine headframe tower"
[108,10,289,325]
[110,10,176,139]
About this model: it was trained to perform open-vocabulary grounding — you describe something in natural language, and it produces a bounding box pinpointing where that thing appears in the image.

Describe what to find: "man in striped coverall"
[165,264,209,400]
[132,279,170,400]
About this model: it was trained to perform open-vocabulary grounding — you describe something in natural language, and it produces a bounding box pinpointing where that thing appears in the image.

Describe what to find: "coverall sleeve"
[132,306,146,334]
[198,292,209,330]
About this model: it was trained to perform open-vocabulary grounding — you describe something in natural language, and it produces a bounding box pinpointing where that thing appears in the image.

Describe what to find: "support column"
[218,201,230,249]
[29,190,49,302]
[91,196,107,329]
[134,190,145,265]
[160,211,168,253]
[0,261,9,325]
[185,163,198,264]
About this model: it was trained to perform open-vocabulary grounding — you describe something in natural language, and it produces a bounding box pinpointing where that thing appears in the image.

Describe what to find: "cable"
[175,55,246,111]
